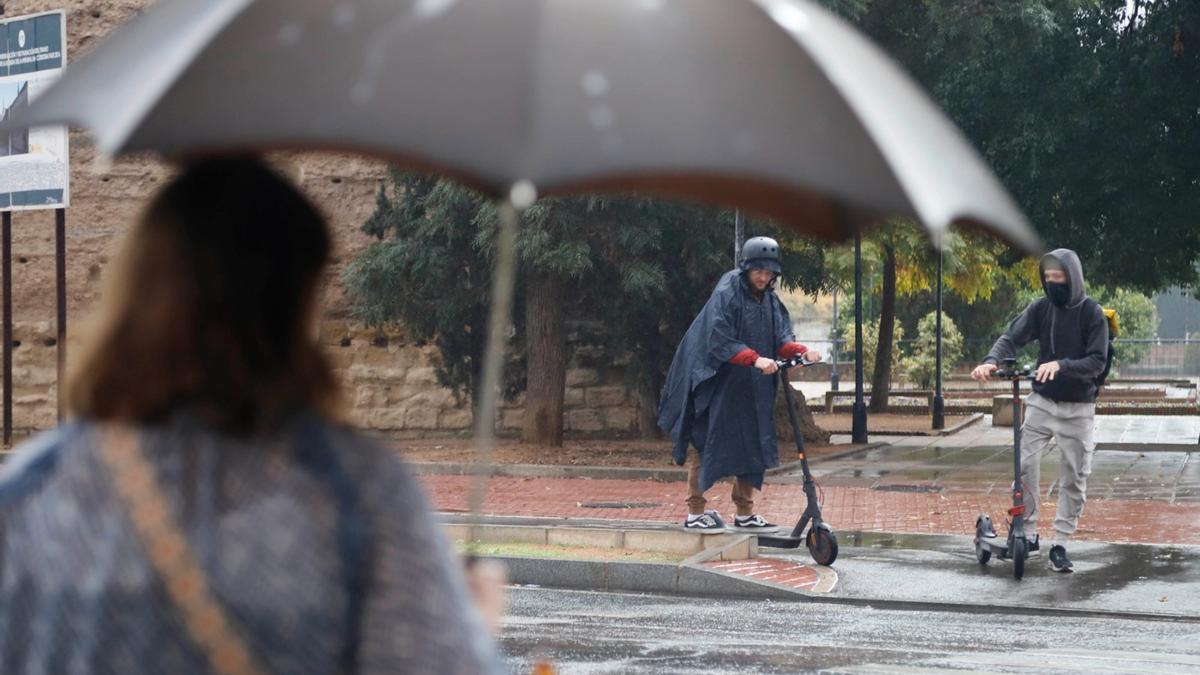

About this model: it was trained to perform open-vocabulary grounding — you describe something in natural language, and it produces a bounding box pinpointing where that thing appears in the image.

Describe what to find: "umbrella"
[10,0,1039,252]
[7,0,1043,530]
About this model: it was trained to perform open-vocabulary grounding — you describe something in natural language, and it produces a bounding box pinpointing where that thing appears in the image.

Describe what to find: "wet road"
[810,532,1200,617]
[500,586,1200,673]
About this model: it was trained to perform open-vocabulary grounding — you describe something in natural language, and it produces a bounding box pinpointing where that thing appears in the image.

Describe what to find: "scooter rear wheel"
[1012,536,1027,580]
[806,528,838,566]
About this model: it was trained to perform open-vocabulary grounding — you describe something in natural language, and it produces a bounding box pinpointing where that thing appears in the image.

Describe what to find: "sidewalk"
[422,473,1200,545]
[418,419,1200,546]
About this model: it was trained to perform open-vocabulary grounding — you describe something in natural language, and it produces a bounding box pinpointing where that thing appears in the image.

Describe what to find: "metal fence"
[799,337,1200,381]
[1114,339,1200,379]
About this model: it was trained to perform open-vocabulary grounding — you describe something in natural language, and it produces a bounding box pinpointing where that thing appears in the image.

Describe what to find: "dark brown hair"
[68,156,341,433]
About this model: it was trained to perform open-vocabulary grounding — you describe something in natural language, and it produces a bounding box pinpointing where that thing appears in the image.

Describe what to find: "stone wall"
[322,321,643,440]
[0,1,649,441]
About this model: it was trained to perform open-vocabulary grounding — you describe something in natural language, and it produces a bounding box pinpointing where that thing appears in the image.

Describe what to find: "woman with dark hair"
[0,157,503,674]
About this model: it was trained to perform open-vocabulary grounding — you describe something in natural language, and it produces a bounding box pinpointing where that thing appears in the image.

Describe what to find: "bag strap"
[98,425,268,675]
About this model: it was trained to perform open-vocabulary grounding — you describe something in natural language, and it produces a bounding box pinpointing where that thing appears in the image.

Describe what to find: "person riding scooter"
[658,236,821,532]
[971,249,1108,573]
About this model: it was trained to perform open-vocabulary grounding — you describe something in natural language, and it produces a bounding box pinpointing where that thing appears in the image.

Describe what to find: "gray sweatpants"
[1020,393,1096,544]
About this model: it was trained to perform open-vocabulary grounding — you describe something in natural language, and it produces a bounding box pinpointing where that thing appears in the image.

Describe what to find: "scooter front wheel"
[1012,536,1027,580]
[806,527,838,566]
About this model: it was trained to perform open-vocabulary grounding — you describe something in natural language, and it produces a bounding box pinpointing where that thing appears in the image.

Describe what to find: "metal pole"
[2,211,11,449]
[55,208,66,423]
[830,287,839,391]
[852,234,868,443]
[733,210,745,266]
[933,247,945,429]
[468,195,523,524]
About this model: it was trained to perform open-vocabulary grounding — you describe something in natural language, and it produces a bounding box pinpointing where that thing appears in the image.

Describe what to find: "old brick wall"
[2,1,643,439]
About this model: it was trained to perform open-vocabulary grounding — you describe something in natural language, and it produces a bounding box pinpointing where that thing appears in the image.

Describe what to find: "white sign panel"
[0,10,68,211]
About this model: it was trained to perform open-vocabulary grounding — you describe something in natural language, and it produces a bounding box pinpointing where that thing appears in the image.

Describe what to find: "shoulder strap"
[98,425,267,675]
[1079,298,1106,340]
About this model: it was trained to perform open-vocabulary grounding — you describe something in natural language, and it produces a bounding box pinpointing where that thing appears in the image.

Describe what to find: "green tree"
[900,312,964,389]
[348,170,831,445]
[820,0,1200,292]
[826,223,1014,410]
[1091,287,1157,368]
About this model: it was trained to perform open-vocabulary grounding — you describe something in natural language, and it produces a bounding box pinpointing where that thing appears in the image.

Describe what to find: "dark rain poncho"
[657,269,795,493]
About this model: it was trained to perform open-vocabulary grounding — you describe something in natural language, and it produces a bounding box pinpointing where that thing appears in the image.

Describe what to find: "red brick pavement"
[705,559,821,591]
[421,474,1200,546]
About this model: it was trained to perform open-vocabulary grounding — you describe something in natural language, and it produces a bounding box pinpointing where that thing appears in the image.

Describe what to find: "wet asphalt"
[500,585,1200,673]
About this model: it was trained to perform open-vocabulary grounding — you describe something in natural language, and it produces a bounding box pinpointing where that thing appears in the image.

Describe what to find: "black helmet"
[740,236,781,274]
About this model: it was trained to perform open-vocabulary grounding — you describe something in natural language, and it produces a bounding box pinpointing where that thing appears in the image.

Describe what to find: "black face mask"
[1045,281,1070,307]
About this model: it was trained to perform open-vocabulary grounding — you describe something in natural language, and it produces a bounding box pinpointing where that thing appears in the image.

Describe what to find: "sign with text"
[0,11,68,211]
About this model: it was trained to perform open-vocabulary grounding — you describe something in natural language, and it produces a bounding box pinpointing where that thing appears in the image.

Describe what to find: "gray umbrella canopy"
[12,0,1039,252]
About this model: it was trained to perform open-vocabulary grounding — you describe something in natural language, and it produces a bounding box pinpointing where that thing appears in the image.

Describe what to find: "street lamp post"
[830,287,840,391]
[933,247,946,430]
[852,234,868,444]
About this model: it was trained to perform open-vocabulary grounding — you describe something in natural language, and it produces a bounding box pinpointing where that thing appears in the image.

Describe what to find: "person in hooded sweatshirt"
[657,237,821,532]
[971,249,1109,573]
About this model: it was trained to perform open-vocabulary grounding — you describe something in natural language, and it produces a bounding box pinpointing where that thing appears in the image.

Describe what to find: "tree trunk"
[521,270,567,446]
[774,378,830,446]
[634,312,666,440]
[869,243,897,413]
[636,378,662,440]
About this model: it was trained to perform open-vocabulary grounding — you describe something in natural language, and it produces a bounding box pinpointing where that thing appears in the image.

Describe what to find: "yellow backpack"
[1097,306,1119,386]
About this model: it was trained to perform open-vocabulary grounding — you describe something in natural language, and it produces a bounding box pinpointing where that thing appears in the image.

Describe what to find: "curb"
[445,521,756,560]
[497,555,794,600]
[1097,442,1200,452]
[488,552,1200,624]
[809,413,985,437]
[410,441,888,482]
[452,517,1200,623]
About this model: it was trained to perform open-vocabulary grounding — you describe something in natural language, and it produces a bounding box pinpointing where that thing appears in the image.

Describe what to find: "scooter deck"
[757,534,804,549]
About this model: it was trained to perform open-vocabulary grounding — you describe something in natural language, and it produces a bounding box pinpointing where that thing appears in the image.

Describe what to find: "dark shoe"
[704,509,727,528]
[1026,534,1041,558]
[1049,544,1074,573]
[733,514,779,532]
[683,513,725,532]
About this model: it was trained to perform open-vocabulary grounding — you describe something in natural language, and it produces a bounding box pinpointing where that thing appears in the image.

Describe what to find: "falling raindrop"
[277,22,303,46]
[581,70,610,98]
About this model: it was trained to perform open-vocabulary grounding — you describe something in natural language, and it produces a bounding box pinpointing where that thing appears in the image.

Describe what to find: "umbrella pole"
[733,210,744,266]
[467,197,522,528]
[932,247,945,429]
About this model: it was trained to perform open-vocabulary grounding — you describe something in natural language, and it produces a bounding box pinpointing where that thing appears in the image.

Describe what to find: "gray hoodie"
[984,248,1109,403]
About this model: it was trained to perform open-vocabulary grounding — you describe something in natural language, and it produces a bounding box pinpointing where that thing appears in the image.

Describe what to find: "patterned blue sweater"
[0,412,503,674]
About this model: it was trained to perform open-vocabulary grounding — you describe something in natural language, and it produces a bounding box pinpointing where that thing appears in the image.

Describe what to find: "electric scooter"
[757,355,838,566]
[974,358,1036,580]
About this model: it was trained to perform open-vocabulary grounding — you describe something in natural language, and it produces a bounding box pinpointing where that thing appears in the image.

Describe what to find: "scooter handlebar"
[775,355,820,369]
[993,367,1036,380]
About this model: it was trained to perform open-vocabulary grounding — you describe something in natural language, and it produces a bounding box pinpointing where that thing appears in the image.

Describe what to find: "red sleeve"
[778,342,808,359]
[730,348,759,367]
